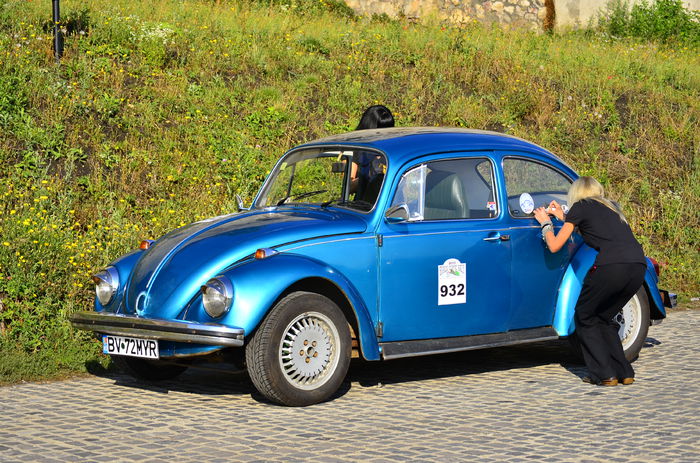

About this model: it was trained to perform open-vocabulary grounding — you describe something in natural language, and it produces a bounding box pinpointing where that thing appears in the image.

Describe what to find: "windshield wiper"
[276,189,328,206]
[320,198,344,208]
[321,199,373,211]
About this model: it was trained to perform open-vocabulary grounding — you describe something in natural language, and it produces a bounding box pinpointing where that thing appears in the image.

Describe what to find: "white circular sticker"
[519,193,535,214]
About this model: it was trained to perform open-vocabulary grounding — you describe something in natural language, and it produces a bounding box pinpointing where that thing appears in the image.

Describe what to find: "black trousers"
[574,263,646,381]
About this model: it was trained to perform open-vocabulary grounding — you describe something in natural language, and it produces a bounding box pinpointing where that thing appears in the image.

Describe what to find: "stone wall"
[344,0,548,29]
[344,0,699,29]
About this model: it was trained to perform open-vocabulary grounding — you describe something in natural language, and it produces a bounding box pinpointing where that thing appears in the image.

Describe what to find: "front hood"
[125,208,367,318]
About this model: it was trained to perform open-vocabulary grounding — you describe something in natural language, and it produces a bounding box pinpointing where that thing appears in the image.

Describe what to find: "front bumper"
[70,311,244,347]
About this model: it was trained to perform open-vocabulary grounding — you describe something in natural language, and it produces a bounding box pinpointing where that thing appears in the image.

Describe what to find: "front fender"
[194,254,380,361]
[553,245,666,336]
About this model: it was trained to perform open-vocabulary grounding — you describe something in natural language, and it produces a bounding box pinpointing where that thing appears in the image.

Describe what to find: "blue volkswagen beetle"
[71,128,675,406]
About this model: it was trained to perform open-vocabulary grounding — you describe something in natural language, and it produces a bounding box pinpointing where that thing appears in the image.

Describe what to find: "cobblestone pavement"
[2,310,699,463]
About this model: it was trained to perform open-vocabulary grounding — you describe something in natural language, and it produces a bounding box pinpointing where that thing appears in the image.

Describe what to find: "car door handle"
[483,234,510,242]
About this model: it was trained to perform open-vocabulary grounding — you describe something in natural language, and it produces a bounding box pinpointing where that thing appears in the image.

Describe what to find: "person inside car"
[350,105,394,202]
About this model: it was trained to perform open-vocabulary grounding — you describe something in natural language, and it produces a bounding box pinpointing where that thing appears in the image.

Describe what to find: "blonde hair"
[568,176,627,223]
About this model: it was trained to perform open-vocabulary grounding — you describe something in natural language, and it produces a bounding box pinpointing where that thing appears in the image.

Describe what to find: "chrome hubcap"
[614,294,641,351]
[279,312,339,390]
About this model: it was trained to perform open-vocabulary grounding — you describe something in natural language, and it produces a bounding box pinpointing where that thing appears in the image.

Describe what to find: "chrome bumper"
[660,290,677,309]
[70,311,244,347]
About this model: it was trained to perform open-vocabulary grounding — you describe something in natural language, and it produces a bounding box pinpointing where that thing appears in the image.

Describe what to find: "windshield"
[255,147,387,212]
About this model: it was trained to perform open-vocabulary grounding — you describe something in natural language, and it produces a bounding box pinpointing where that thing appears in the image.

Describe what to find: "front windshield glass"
[255,147,387,212]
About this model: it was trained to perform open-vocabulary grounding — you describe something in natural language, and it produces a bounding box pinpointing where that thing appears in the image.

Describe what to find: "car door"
[499,155,579,330]
[377,155,511,342]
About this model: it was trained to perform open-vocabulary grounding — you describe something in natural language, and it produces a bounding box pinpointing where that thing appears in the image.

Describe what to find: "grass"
[0,0,698,383]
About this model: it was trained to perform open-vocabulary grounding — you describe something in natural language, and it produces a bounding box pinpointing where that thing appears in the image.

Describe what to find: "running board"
[379,326,559,360]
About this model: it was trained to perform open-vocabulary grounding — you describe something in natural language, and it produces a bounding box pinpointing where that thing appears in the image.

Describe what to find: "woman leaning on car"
[534,176,647,386]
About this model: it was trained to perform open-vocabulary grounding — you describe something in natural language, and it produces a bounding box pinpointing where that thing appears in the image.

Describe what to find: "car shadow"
[87,337,661,403]
[349,339,581,388]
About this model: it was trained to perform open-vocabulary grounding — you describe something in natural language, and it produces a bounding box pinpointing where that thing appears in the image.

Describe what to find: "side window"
[391,165,426,220]
[502,158,572,218]
[390,158,498,221]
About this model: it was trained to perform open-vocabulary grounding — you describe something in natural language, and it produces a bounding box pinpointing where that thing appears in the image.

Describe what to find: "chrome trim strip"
[283,235,374,252]
[70,312,244,347]
[507,225,545,230]
[383,227,513,239]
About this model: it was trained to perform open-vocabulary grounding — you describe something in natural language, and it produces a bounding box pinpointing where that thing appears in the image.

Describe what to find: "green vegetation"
[596,0,700,47]
[1,0,698,383]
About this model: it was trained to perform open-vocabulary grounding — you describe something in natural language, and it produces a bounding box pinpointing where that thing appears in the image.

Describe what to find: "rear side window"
[502,158,572,218]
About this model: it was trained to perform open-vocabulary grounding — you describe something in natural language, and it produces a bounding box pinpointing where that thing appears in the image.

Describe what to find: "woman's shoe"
[620,377,635,385]
[581,376,618,386]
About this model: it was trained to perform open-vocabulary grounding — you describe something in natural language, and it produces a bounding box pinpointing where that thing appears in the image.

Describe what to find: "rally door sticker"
[438,258,466,306]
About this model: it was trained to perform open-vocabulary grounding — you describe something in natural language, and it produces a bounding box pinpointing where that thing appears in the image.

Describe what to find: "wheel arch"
[553,245,666,336]
[276,277,368,360]
[223,254,380,361]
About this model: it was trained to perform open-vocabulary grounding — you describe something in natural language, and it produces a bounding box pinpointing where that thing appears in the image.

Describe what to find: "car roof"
[297,127,567,167]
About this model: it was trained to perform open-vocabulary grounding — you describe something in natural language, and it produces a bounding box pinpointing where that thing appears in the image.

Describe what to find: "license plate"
[103,335,159,359]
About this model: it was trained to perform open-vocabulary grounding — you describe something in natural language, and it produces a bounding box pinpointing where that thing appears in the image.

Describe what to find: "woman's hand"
[547,200,565,221]
[534,207,551,225]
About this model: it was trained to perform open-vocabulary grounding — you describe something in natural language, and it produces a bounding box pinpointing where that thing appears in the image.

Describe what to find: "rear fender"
[553,246,665,336]
[213,254,380,360]
[642,259,667,321]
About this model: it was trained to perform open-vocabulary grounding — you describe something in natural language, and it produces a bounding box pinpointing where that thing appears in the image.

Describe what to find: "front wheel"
[568,286,650,362]
[245,291,351,406]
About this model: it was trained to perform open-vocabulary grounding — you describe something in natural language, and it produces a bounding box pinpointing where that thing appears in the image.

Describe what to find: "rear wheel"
[112,356,188,381]
[245,291,351,406]
[616,287,650,361]
[568,287,650,362]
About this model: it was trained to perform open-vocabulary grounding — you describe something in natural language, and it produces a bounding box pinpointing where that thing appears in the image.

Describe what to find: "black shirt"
[565,199,646,266]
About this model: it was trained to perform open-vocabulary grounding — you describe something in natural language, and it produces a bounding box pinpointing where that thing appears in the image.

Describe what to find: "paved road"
[2,310,699,462]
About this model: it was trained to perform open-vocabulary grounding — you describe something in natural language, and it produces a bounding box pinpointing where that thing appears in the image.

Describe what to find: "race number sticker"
[438,258,466,306]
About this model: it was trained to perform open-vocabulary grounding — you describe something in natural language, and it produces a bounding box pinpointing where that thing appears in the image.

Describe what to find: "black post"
[52,0,64,61]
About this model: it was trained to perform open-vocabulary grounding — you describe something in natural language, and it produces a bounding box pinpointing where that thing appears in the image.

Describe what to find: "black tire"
[568,286,650,363]
[112,356,188,381]
[245,291,351,406]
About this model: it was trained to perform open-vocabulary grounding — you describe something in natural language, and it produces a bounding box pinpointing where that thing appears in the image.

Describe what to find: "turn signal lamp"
[254,248,279,260]
[648,257,661,276]
[140,239,155,250]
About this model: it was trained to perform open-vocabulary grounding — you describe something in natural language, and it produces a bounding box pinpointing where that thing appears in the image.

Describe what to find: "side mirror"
[236,194,251,212]
[385,204,409,223]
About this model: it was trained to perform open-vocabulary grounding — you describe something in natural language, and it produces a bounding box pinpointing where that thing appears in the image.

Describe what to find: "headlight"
[201,276,233,318]
[92,267,119,306]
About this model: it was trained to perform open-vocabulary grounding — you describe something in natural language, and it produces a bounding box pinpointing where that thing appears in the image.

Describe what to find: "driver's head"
[356,105,395,130]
